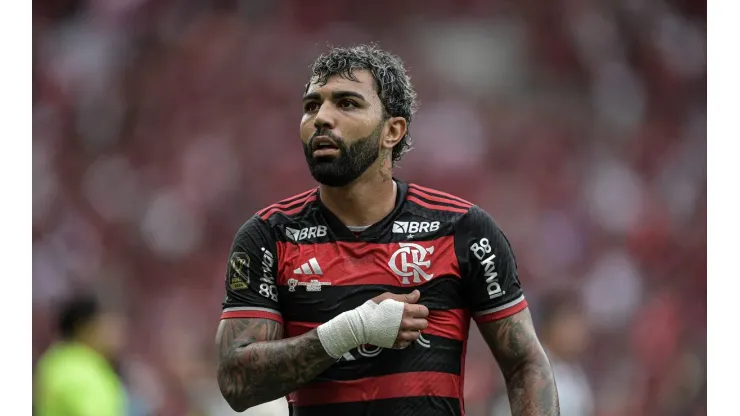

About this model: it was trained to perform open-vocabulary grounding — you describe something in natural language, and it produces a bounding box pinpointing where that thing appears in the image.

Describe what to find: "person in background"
[492,291,593,416]
[34,294,128,416]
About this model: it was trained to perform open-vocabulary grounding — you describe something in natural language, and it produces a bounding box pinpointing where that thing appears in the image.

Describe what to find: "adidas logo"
[293,257,323,275]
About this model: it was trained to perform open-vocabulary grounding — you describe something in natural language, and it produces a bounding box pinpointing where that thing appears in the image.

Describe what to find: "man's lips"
[311,135,339,151]
[311,136,341,157]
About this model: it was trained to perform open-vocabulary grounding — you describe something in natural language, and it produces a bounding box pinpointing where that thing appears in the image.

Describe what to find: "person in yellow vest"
[35,294,128,416]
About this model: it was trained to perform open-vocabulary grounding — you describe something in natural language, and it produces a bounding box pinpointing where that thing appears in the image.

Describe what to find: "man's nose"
[314,103,336,131]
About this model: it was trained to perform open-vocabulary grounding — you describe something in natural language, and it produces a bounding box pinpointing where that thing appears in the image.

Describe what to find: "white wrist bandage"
[317,299,405,359]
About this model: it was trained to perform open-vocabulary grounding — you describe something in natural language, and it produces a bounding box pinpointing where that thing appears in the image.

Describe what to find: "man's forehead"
[305,70,377,96]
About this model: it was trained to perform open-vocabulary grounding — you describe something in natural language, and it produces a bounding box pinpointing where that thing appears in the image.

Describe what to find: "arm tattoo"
[216,318,337,412]
[479,308,560,416]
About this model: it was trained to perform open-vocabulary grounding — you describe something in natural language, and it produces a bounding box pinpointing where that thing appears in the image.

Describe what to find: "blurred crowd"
[32,0,706,415]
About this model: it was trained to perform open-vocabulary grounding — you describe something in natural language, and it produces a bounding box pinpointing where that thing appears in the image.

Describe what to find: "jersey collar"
[317,179,408,241]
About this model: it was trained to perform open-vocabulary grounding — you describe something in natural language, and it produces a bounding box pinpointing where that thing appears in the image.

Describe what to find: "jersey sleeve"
[454,205,528,324]
[220,215,282,324]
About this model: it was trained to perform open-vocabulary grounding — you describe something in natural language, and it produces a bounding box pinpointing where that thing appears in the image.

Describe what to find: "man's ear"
[381,117,407,152]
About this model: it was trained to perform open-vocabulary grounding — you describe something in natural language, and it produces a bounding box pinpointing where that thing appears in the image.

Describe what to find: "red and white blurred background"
[32,0,706,415]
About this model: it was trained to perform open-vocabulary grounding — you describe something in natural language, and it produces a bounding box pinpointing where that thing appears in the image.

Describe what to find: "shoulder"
[404,182,498,226]
[237,188,320,234]
[404,182,475,218]
[402,182,510,246]
[256,188,320,222]
[36,345,100,387]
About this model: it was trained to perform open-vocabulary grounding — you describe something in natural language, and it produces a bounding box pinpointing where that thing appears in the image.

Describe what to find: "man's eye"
[304,102,319,113]
[338,100,357,109]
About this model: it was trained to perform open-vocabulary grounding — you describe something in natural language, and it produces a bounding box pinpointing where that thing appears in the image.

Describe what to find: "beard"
[303,122,383,187]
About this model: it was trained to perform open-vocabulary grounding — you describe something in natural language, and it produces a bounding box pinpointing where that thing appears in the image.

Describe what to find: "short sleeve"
[220,215,282,323]
[454,206,528,324]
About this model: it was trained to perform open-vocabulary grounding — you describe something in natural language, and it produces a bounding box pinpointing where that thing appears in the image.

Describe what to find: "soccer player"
[215,44,559,416]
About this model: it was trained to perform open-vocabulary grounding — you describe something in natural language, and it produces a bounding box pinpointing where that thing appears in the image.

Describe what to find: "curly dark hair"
[306,44,419,165]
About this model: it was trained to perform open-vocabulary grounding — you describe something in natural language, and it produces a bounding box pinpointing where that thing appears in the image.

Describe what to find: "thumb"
[404,290,421,304]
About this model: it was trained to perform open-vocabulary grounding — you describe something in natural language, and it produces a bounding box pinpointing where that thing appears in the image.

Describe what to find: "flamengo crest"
[388,243,435,285]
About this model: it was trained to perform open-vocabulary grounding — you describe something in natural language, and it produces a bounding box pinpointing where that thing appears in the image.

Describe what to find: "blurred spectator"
[34,294,128,416]
[540,292,594,416]
[492,291,594,416]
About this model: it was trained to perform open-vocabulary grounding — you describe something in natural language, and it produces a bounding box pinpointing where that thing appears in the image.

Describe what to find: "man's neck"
[319,175,397,228]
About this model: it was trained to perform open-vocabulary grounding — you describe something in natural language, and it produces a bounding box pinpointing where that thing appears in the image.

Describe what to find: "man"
[537,293,593,415]
[493,292,593,415]
[35,294,128,416]
[215,44,559,416]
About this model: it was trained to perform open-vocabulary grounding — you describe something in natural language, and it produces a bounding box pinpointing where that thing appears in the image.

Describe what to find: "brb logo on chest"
[392,221,440,234]
[388,243,435,285]
[285,225,327,242]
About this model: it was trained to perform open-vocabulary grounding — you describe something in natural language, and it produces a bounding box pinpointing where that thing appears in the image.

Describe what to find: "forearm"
[217,329,336,411]
[504,354,559,416]
[216,297,410,411]
[478,309,560,416]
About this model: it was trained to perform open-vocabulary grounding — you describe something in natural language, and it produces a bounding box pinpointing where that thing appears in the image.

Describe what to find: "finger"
[371,292,394,304]
[400,318,428,331]
[406,303,429,318]
[404,290,421,304]
[373,291,407,303]
[393,334,420,349]
[392,340,413,350]
[397,329,422,343]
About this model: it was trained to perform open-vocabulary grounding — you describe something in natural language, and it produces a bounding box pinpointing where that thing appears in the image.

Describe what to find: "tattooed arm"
[454,207,559,414]
[216,217,338,411]
[479,308,559,415]
[215,318,337,412]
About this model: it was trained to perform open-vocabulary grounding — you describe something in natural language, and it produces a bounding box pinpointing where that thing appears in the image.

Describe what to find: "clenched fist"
[371,290,429,349]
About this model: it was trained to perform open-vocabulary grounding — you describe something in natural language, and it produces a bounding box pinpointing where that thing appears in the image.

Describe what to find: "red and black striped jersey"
[220,180,528,416]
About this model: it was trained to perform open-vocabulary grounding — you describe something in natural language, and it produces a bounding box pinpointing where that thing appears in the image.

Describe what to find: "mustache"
[310,129,344,144]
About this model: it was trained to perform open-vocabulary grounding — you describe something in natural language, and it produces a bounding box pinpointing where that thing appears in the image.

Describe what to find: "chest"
[274,236,466,328]
[276,236,459,290]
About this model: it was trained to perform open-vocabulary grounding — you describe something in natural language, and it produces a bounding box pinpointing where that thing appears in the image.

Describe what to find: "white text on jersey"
[392,221,440,234]
[285,225,328,241]
[470,238,504,299]
[258,248,278,301]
